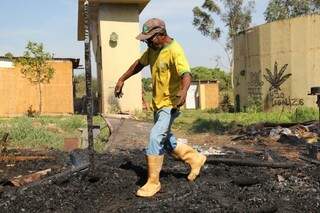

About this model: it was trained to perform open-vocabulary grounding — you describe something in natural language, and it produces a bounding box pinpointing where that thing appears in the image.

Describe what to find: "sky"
[0,0,269,76]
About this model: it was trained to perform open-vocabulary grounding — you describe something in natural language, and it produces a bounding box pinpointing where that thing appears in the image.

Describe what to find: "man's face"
[145,33,163,50]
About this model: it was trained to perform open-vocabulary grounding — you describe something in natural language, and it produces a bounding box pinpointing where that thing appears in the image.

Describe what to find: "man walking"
[114,18,206,197]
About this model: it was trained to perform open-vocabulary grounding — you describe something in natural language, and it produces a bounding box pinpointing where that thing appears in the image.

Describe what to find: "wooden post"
[83,0,95,176]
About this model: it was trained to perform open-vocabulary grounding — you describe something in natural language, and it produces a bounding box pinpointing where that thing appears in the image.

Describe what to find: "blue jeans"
[146,108,180,155]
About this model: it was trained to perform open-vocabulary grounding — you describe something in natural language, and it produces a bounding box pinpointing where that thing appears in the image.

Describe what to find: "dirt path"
[105,118,304,162]
[104,117,233,152]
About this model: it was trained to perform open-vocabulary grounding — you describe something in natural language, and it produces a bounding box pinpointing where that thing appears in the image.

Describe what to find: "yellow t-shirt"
[139,40,190,110]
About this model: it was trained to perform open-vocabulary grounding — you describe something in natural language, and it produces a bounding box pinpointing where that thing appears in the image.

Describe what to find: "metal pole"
[317,94,320,139]
[83,0,95,175]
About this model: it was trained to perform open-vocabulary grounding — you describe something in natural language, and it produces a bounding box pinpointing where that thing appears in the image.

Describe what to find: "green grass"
[0,117,63,149]
[173,107,319,134]
[136,106,319,134]
[0,115,110,152]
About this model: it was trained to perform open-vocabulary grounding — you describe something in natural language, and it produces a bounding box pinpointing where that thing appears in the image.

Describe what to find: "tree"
[74,73,98,98]
[15,41,55,114]
[4,52,14,58]
[265,0,320,23]
[193,0,254,87]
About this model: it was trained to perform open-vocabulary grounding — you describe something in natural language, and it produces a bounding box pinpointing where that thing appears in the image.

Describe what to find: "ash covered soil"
[0,149,68,180]
[1,149,320,213]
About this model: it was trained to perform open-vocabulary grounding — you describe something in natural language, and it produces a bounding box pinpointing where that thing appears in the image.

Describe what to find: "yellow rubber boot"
[173,143,206,181]
[136,155,164,197]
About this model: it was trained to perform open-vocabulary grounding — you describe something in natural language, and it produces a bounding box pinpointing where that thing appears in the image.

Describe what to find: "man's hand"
[114,80,124,98]
[176,90,187,107]
[114,60,145,98]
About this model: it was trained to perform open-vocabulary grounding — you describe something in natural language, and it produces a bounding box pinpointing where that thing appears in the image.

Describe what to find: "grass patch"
[136,107,319,134]
[190,118,231,134]
[174,107,318,134]
[0,117,63,149]
[37,115,87,133]
[289,107,319,123]
[0,115,110,151]
[1,107,318,150]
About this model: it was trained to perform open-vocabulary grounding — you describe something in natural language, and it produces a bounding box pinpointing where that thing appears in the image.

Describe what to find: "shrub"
[217,94,234,113]
[246,96,263,113]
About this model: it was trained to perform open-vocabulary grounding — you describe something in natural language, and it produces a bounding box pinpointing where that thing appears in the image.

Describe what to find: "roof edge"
[0,56,80,69]
[77,0,150,41]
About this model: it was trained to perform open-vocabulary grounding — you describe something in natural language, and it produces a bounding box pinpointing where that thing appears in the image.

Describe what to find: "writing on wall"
[269,89,304,107]
[263,62,304,107]
[248,70,263,101]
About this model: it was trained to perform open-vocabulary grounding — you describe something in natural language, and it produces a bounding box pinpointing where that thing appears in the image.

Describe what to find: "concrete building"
[0,57,79,117]
[77,0,150,114]
[233,15,320,111]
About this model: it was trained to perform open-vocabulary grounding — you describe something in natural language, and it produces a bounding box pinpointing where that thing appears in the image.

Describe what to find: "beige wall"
[199,82,219,110]
[97,3,142,114]
[0,60,74,116]
[234,15,320,111]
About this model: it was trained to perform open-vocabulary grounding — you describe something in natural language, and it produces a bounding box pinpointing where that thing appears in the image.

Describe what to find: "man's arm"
[176,73,192,107]
[114,60,145,98]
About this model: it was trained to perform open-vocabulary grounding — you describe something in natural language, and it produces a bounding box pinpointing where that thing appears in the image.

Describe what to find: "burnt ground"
[0,149,68,180]
[0,119,320,212]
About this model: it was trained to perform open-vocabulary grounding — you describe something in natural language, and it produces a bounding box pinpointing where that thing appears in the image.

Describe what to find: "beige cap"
[136,18,166,41]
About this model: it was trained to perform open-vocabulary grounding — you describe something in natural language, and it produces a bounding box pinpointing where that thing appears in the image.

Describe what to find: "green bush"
[142,78,152,92]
